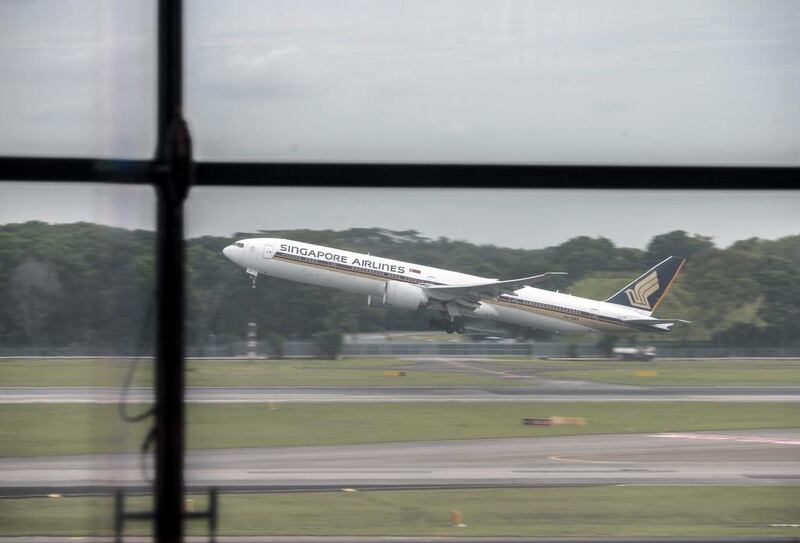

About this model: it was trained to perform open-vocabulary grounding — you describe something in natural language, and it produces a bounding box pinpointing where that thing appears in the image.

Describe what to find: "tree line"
[1,221,798,353]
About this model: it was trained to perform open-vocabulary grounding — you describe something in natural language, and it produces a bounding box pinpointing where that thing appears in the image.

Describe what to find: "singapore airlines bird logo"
[625,271,660,310]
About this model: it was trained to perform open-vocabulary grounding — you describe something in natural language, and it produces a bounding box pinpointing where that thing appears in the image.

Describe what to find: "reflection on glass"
[0,2,156,158]
[0,183,155,537]
[187,1,800,164]
[183,187,800,537]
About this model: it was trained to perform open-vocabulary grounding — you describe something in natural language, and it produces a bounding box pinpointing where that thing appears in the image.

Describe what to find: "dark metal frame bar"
[1,157,797,188]
[153,1,190,541]
[192,162,797,188]
[114,488,218,543]
[0,1,797,543]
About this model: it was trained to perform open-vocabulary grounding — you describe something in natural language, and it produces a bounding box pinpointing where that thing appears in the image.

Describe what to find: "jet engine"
[382,280,429,310]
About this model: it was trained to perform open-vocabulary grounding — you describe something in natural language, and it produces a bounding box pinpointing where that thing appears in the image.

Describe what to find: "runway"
[2,385,799,403]
[2,429,798,495]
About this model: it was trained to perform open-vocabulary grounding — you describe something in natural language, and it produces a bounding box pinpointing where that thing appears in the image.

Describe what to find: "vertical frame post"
[114,488,124,543]
[155,0,191,542]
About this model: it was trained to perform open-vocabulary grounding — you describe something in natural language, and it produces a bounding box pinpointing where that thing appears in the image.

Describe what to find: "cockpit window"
[234,242,244,248]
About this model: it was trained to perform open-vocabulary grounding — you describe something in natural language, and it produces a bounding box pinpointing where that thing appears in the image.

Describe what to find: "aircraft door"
[263,244,275,259]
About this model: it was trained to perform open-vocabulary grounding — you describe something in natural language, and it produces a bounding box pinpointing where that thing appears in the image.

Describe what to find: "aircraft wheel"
[455,323,465,334]
[445,323,455,334]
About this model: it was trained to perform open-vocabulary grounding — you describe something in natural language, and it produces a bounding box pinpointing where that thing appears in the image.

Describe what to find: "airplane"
[223,238,689,335]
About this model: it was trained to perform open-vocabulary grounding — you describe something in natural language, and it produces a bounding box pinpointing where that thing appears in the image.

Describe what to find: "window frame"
[0,1,797,542]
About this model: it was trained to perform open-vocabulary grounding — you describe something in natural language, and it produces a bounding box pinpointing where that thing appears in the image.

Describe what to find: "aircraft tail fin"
[605,256,686,314]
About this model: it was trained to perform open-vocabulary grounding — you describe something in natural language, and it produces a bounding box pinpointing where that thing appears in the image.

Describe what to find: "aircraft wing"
[424,272,567,303]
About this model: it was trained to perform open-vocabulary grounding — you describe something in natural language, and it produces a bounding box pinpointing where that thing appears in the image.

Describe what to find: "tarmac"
[1,384,799,403]
[2,360,799,541]
[1,429,798,495]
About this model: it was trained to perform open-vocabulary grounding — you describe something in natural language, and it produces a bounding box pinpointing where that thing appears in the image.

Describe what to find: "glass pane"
[184,186,800,538]
[0,183,156,537]
[187,0,800,164]
[0,2,156,158]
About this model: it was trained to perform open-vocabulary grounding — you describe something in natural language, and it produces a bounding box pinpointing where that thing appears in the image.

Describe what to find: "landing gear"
[430,316,466,335]
[445,322,466,334]
[246,268,258,290]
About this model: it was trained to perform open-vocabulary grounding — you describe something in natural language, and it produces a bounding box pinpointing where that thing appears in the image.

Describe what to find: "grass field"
[0,358,519,388]
[3,357,800,388]
[452,357,800,386]
[535,358,800,386]
[2,486,799,537]
[2,402,798,457]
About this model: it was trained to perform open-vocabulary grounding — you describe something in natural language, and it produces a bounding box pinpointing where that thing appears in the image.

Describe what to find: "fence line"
[2,341,798,359]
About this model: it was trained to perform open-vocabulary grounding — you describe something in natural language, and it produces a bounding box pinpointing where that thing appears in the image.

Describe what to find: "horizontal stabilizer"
[425,272,567,302]
[624,319,692,326]
[623,318,691,332]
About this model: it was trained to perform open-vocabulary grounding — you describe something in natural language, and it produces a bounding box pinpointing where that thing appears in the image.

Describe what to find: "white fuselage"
[223,238,654,335]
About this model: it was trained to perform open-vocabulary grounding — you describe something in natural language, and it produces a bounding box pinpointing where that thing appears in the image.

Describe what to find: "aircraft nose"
[223,244,241,262]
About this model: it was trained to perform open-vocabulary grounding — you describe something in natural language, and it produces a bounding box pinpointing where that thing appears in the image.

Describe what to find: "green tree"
[265,332,285,359]
[753,256,800,344]
[646,230,714,262]
[596,334,619,357]
[10,259,63,344]
[2,221,798,352]
[313,328,343,359]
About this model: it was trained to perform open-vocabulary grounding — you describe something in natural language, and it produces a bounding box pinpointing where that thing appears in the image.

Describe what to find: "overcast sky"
[1,2,797,250]
[1,184,796,250]
[0,0,798,163]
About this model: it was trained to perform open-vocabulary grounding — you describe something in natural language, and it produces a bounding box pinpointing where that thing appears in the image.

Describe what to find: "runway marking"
[547,439,792,464]
[245,469,431,474]
[651,433,800,445]
[5,397,800,404]
[441,360,531,380]
[549,454,622,464]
